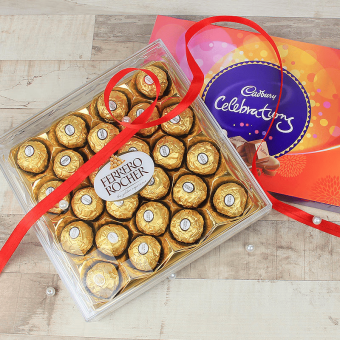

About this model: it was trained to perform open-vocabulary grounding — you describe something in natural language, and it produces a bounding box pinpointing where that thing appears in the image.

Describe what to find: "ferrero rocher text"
[98,157,150,197]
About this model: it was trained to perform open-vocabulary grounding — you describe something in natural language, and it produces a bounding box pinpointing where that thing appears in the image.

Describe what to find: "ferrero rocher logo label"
[24,145,34,157]
[224,194,235,207]
[94,151,155,202]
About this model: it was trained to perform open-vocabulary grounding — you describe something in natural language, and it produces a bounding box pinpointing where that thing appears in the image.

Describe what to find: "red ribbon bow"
[0,16,338,275]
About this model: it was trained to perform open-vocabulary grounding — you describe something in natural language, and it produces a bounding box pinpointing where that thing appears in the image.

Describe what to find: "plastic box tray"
[0,39,271,321]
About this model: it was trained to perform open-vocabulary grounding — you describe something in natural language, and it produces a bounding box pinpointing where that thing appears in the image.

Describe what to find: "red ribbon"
[0,16,339,275]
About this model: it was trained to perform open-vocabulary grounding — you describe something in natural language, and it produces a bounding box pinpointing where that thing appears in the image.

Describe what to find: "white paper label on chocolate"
[159,145,170,157]
[108,232,119,244]
[24,145,34,157]
[136,108,144,117]
[182,182,194,193]
[180,218,191,231]
[109,100,117,111]
[97,129,108,140]
[59,199,69,210]
[170,115,181,124]
[148,177,155,186]
[144,75,154,85]
[114,200,124,207]
[138,242,149,255]
[60,155,71,166]
[224,194,235,207]
[81,195,92,205]
[129,147,137,152]
[94,274,105,286]
[45,187,55,195]
[197,153,208,165]
[94,151,154,202]
[64,124,75,136]
[69,227,80,239]
[143,210,154,222]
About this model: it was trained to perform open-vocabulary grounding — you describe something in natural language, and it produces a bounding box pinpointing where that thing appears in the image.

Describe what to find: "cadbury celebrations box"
[0,40,271,321]
[150,15,340,208]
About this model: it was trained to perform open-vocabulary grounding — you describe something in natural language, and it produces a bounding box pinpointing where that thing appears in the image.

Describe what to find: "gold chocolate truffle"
[71,187,104,220]
[86,262,120,299]
[170,209,204,244]
[161,105,194,136]
[213,183,247,217]
[55,115,87,148]
[128,103,159,137]
[153,136,185,170]
[140,167,170,200]
[187,142,220,175]
[88,123,119,153]
[17,141,49,173]
[136,66,168,98]
[96,224,129,257]
[106,195,139,219]
[173,175,207,208]
[89,168,99,186]
[53,150,84,180]
[118,137,150,155]
[128,236,161,271]
[60,221,93,255]
[136,202,169,236]
[97,91,128,122]
[37,180,70,214]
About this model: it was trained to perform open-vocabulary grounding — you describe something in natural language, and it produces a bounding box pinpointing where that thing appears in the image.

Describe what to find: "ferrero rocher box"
[0,40,271,321]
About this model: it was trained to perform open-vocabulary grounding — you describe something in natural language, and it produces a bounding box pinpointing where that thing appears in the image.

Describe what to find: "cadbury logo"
[214,85,294,134]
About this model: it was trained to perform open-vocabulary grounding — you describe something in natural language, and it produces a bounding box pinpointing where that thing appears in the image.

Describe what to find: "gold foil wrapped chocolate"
[213,183,247,217]
[88,123,119,153]
[170,209,204,244]
[97,91,128,122]
[136,202,169,236]
[106,195,139,219]
[118,137,150,155]
[55,115,87,148]
[140,167,170,200]
[128,236,161,271]
[37,180,70,214]
[128,103,159,137]
[17,140,49,173]
[187,142,220,175]
[136,66,168,98]
[71,187,104,220]
[173,175,207,208]
[96,224,129,257]
[53,150,84,180]
[89,168,99,186]
[86,262,120,299]
[161,105,194,136]
[60,221,93,255]
[153,136,185,170]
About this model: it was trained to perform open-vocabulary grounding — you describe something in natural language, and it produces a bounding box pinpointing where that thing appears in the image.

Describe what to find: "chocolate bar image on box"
[244,139,270,164]
[229,136,280,175]
[229,136,247,156]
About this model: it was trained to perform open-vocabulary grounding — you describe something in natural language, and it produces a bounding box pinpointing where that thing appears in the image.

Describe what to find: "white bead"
[168,273,176,279]
[59,199,69,210]
[246,244,255,252]
[313,216,322,225]
[46,287,55,296]
[122,116,131,123]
